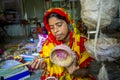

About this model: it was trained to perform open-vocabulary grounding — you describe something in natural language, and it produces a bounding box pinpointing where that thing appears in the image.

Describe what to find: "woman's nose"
[54,26,59,33]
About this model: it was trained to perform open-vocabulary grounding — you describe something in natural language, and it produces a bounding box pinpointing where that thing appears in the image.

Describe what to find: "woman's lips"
[55,34,61,39]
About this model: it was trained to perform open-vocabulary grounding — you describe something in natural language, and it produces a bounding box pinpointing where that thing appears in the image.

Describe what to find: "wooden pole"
[20,0,24,19]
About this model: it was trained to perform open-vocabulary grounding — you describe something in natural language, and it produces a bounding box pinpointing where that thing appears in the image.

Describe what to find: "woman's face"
[48,17,69,41]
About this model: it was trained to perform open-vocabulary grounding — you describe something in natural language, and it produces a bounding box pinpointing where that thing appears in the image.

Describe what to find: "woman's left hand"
[66,60,79,74]
[66,59,89,78]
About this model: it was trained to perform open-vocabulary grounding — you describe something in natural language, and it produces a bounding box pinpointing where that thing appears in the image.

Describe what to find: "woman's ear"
[67,24,71,32]
[68,24,73,31]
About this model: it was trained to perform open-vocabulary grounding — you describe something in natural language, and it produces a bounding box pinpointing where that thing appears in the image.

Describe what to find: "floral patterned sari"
[39,8,95,80]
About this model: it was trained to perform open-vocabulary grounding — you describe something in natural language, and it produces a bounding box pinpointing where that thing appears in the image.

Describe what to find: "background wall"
[0,0,45,36]
[23,0,45,20]
[0,0,82,36]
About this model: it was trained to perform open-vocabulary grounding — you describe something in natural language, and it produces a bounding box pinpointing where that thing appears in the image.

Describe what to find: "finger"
[41,62,46,69]
[34,56,39,59]
[34,59,44,69]
[37,59,43,68]
[29,60,34,66]
[29,56,39,65]
[35,60,41,69]
[30,59,38,69]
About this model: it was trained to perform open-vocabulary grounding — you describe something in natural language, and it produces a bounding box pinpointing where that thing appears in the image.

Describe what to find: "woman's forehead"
[48,17,64,24]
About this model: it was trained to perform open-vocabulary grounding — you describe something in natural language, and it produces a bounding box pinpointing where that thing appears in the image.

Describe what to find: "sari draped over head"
[39,8,95,80]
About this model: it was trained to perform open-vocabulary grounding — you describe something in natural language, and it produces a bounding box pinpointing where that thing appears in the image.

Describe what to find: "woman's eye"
[50,26,54,29]
[56,22,62,27]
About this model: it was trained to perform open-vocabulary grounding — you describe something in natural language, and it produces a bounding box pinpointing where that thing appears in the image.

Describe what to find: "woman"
[36,22,42,34]
[30,8,95,80]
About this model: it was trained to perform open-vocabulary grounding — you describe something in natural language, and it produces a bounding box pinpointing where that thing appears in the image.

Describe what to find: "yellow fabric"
[39,33,92,80]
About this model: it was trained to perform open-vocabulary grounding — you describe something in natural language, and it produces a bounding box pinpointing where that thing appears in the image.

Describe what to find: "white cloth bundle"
[80,0,119,29]
[85,35,120,61]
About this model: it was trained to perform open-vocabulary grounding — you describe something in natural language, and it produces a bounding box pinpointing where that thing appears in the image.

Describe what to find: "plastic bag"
[85,34,120,61]
[97,63,109,80]
[80,0,119,29]
[37,34,48,52]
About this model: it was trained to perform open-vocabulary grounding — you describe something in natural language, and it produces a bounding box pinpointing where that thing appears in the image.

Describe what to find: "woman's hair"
[47,12,68,24]
[36,22,41,27]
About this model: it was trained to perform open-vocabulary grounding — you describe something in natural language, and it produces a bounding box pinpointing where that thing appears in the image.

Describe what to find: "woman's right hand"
[30,57,46,70]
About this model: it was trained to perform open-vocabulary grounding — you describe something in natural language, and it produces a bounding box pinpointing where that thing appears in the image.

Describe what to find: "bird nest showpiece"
[50,44,75,67]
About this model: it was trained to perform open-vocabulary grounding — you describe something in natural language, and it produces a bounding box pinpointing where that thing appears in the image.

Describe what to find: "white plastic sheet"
[80,0,119,29]
[85,34,120,61]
